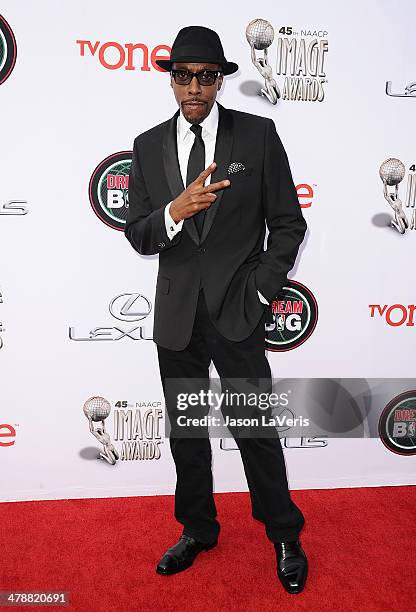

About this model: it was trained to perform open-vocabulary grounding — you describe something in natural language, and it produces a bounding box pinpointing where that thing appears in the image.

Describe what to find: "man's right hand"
[169,162,230,223]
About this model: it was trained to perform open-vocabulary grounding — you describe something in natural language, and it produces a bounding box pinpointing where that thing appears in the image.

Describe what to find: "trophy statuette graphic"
[246,19,280,105]
[379,158,416,233]
[385,80,416,98]
[83,396,119,465]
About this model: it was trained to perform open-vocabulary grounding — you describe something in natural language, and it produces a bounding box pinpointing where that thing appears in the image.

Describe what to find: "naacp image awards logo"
[379,158,416,234]
[83,396,163,465]
[246,18,328,105]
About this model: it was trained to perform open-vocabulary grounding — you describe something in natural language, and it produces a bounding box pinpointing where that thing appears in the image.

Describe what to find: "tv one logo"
[0,423,16,447]
[369,304,416,327]
[296,183,315,209]
[76,40,170,71]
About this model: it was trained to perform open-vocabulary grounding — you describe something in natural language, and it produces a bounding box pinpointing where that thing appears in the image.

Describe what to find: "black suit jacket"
[125,102,307,350]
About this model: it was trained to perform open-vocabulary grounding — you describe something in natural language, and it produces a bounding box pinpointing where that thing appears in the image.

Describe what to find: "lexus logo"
[69,292,153,341]
[109,293,152,322]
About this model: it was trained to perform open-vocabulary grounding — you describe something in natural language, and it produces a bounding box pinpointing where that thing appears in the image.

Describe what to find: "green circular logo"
[379,391,416,456]
[89,152,131,230]
[0,15,17,85]
[265,280,318,352]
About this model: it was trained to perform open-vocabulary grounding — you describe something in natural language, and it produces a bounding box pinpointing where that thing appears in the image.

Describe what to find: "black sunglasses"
[170,69,222,86]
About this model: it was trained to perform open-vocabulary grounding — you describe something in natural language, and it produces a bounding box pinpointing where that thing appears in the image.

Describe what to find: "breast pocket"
[227,167,253,182]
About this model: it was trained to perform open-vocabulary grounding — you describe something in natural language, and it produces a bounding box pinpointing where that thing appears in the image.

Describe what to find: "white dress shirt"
[164,101,268,305]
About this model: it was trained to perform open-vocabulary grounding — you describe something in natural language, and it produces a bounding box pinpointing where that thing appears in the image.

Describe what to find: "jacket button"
[198,247,206,253]
[158,242,165,248]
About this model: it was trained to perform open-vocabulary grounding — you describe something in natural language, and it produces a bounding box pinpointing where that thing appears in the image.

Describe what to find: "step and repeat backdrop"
[1,0,415,502]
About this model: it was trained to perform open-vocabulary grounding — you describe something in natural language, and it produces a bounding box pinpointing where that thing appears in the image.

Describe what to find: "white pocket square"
[227,162,246,174]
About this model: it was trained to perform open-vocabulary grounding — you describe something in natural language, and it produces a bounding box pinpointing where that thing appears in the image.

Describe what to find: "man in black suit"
[125,26,308,594]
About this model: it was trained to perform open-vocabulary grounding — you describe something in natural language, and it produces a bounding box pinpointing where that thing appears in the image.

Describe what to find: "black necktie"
[186,123,205,237]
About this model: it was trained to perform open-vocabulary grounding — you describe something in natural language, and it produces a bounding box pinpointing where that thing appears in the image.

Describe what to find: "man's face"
[170,62,223,124]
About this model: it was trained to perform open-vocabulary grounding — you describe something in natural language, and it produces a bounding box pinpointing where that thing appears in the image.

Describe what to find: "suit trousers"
[156,288,305,544]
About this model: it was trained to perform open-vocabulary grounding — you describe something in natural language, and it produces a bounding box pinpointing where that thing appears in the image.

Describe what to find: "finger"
[190,193,217,206]
[194,162,217,184]
[198,192,218,202]
[201,179,231,193]
[185,200,214,217]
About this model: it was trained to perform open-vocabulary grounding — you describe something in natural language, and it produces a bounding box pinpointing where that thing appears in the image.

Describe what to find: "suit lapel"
[162,102,234,246]
[200,102,233,244]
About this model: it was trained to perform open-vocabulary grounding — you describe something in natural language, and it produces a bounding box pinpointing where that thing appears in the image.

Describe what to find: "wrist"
[169,203,182,224]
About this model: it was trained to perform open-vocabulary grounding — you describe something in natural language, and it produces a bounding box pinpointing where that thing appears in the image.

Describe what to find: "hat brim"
[155,58,238,76]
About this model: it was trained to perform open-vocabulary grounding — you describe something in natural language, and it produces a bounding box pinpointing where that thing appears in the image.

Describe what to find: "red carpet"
[0,486,414,611]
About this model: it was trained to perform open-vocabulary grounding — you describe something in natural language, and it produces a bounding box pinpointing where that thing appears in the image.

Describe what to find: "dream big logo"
[0,15,17,85]
[265,279,318,351]
[379,390,416,456]
[89,151,131,230]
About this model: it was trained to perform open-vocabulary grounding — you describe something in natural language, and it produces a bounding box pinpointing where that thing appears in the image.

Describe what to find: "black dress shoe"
[156,535,217,575]
[274,540,308,594]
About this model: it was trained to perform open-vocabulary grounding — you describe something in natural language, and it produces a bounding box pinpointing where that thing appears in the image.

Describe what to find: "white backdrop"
[1,0,415,502]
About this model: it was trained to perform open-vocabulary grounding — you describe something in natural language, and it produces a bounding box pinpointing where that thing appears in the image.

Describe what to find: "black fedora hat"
[155,25,238,76]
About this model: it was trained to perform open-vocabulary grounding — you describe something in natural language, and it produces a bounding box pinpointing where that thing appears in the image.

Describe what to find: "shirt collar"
[177,101,219,141]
